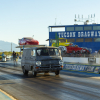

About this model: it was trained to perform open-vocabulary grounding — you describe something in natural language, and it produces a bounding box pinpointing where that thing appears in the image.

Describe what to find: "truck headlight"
[36,61,41,66]
[59,60,63,65]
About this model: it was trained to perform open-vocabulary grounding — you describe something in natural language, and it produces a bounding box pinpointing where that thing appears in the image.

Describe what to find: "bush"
[0,56,2,59]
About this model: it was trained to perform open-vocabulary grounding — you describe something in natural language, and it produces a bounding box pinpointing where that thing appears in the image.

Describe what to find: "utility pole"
[11,42,12,52]
[55,18,57,25]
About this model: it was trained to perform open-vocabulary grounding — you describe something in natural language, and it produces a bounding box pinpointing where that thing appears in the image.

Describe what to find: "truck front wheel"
[55,70,59,75]
[32,69,37,77]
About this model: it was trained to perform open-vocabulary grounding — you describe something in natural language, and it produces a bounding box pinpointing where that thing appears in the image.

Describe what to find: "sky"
[0,0,100,45]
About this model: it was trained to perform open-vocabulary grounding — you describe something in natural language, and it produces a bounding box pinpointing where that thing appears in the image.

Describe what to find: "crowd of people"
[61,52,90,57]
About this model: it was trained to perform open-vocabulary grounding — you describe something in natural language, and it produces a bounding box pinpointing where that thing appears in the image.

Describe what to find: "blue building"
[49,24,100,53]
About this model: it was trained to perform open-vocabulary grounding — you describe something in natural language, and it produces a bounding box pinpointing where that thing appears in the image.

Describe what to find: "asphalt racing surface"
[0,60,100,100]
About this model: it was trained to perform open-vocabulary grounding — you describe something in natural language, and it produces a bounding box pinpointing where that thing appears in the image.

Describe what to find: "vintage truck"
[21,46,63,77]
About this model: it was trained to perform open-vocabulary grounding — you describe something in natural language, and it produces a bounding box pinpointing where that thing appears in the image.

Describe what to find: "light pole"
[11,42,12,52]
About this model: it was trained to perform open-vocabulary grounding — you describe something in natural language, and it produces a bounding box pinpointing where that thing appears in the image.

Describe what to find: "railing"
[61,52,100,58]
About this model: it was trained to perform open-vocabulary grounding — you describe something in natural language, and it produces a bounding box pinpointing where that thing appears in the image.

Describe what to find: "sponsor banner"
[94,67,100,74]
[86,66,95,72]
[63,64,87,71]
[63,63,100,74]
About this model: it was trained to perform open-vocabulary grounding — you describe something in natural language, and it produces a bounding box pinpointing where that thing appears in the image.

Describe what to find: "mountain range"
[0,40,19,52]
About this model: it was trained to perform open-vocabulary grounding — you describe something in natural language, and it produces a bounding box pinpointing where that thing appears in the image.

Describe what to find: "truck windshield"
[37,48,60,56]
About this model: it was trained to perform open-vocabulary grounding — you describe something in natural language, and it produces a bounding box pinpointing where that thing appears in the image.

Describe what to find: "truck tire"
[22,67,28,75]
[32,69,37,77]
[55,70,59,75]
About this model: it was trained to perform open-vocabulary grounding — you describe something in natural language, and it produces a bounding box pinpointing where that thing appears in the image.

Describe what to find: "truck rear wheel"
[22,67,28,75]
[55,70,59,75]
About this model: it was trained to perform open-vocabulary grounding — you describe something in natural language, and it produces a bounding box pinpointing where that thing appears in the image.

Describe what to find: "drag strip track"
[0,65,100,100]
[0,66,22,72]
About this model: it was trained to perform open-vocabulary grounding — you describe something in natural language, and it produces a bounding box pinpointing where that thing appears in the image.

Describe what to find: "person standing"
[1,52,4,57]
[16,53,19,65]
[1,52,5,61]
[95,50,98,57]
[12,51,16,66]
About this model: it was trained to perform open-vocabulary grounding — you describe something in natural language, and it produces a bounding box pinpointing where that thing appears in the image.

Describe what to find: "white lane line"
[0,89,17,100]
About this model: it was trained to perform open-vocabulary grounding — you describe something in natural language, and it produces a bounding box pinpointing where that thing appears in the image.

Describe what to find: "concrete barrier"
[63,57,100,64]
[62,57,100,74]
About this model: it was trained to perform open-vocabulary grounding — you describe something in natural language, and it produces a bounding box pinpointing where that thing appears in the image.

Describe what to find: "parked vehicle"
[51,38,71,47]
[59,44,90,54]
[21,46,63,77]
[19,37,39,45]
[6,55,12,59]
[2,55,6,62]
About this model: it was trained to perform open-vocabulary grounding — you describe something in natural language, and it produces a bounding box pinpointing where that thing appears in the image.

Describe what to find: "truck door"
[30,49,36,71]
[25,49,31,70]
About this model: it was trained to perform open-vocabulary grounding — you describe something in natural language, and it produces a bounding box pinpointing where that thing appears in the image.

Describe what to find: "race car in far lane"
[18,37,39,45]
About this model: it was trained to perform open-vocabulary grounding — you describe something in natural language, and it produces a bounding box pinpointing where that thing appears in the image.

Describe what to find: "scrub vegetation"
[0,51,22,59]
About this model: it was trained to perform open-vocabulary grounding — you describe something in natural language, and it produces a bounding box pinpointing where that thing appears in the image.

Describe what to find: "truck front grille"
[40,65,60,68]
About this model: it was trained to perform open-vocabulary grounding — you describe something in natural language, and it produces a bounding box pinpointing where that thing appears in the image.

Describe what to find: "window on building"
[59,39,66,43]
[50,39,57,43]
[51,27,65,32]
[75,27,83,31]
[67,39,75,42]
[85,38,92,42]
[66,27,74,31]
[93,26,100,30]
[76,38,83,42]
[84,26,92,30]
[94,38,100,42]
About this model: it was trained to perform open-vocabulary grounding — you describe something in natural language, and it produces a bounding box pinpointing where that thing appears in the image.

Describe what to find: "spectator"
[98,50,100,54]
[97,50,100,57]
[1,52,4,57]
[95,50,98,54]
[16,53,19,58]
[12,51,16,66]
[95,50,98,57]
[1,52,5,61]
[16,53,19,65]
